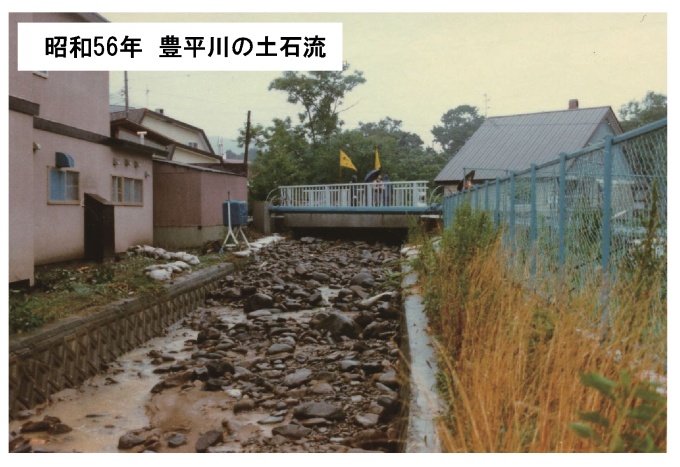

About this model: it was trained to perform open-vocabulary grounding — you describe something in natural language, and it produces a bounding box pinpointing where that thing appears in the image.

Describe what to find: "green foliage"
[247,117,311,200]
[439,202,498,268]
[513,178,531,203]
[569,371,666,452]
[268,62,366,142]
[431,105,485,159]
[248,117,448,200]
[412,202,498,283]
[618,92,667,132]
[618,181,665,301]
[8,291,53,334]
[412,202,499,360]
[8,250,223,336]
[247,65,469,201]
[358,117,424,149]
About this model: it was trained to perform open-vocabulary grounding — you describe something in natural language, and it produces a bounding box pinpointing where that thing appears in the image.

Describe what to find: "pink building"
[111,110,249,249]
[153,160,248,249]
[9,13,156,285]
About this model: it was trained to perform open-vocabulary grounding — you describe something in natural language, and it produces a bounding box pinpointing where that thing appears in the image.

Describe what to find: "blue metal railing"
[442,118,667,285]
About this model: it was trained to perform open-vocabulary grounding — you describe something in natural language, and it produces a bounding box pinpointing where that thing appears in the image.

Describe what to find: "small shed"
[153,159,248,249]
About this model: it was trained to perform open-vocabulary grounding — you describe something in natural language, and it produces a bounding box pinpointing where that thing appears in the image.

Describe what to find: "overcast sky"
[101,9,668,151]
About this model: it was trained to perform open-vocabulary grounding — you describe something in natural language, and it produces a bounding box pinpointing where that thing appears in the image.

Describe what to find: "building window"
[187,142,198,148]
[112,176,143,205]
[49,168,79,203]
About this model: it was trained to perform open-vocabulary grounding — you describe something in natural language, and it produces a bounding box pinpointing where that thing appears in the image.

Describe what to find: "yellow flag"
[374,148,381,170]
[340,150,357,171]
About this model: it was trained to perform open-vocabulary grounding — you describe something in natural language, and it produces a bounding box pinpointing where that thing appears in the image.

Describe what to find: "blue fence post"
[602,135,613,272]
[495,178,501,228]
[600,135,614,330]
[449,195,454,229]
[558,153,567,270]
[530,164,537,280]
[484,180,490,211]
[441,196,447,228]
[509,172,516,246]
[445,195,451,228]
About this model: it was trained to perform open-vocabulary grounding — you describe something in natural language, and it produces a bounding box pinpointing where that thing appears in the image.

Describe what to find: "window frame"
[48,167,80,204]
[111,175,144,206]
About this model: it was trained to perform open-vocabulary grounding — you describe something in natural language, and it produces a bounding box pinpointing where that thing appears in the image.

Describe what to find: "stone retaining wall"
[8,263,233,420]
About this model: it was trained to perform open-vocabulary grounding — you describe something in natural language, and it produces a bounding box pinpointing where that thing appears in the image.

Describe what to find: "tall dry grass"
[413,208,666,453]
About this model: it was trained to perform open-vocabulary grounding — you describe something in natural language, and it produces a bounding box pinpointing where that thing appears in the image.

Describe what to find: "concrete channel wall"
[400,260,445,453]
[8,249,445,452]
[8,263,234,420]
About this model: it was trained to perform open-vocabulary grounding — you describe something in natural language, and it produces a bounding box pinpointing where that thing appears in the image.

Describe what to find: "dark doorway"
[84,193,115,262]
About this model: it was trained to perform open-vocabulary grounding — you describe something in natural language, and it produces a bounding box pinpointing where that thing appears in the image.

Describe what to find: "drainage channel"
[9,238,443,453]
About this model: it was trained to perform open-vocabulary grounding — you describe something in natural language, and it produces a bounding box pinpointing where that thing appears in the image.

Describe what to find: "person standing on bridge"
[350,174,359,206]
[382,172,392,206]
[373,174,384,206]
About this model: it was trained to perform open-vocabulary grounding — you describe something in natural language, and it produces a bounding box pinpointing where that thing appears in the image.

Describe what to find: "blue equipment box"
[222,200,248,226]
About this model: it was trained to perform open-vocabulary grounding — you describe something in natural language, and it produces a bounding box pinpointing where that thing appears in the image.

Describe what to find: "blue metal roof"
[435,106,622,183]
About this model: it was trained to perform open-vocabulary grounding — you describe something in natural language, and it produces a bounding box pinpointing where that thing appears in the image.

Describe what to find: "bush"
[8,292,52,334]
[412,202,498,360]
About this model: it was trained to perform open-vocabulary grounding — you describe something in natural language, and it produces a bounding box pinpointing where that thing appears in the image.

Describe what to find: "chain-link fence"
[442,118,667,288]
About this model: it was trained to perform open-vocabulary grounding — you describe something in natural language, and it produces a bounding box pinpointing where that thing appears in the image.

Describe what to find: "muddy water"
[143,306,326,453]
[10,301,328,453]
[8,321,198,452]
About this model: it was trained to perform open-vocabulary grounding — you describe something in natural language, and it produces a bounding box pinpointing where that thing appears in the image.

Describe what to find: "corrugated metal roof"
[435,106,621,183]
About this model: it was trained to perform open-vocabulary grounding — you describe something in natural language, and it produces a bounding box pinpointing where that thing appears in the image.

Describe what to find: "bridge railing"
[268,181,431,208]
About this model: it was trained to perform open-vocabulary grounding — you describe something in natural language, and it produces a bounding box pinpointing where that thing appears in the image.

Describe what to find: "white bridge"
[267,181,441,231]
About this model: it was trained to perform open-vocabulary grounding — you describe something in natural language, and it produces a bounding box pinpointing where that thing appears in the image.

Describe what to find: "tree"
[616,92,667,181]
[356,118,446,184]
[268,62,366,142]
[618,92,667,132]
[358,117,424,150]
[431,105,485,159]
[247,117,310,201]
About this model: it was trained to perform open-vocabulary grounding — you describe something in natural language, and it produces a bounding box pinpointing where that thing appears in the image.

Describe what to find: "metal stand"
[221,225,250,250]
[221,201,251,251]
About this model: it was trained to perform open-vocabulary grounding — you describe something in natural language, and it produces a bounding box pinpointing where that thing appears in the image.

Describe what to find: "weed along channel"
[9,235,444,453]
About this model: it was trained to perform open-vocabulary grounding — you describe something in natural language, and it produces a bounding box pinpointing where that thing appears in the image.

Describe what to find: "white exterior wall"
[172,147,220,163]
[141,114,210,151]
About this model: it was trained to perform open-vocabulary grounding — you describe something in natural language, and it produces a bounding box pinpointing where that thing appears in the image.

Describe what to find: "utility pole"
[243,111,251,177]
[124,71,129,118]
[483,93,491,117]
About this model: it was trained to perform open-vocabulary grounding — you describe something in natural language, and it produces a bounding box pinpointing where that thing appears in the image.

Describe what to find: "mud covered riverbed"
[10,236,409,453]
